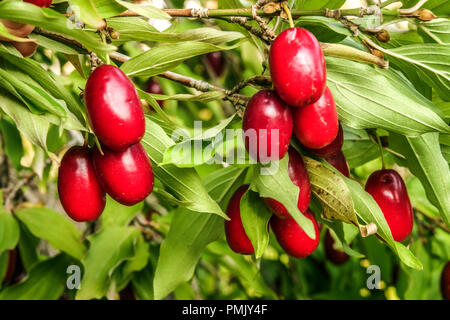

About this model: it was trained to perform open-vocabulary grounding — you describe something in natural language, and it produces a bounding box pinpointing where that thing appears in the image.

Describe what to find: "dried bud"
[110,30,120,40]
[376,29,390,43]
[415,9,436,21]
[371,49,384,59]
[263,2,281,14]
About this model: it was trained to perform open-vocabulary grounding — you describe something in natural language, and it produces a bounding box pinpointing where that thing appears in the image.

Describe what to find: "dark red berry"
[270,210,320,258]
[146,78,164,107]
[324,230,349,265]
[93,143,154,206]
[2,250,16,284]
[441,262,450,300]
[326,151,350,178]
[269,27,326,107]
[85,65,145,151]
[292,87,339,149]
[225,185,254,255]
[242,90,293,162]
[24,0,52,7]
[365,170,414,242]
[264,148,311,218]
[306,123,343,158]
[58,146,106,222]
[205,51,225,77]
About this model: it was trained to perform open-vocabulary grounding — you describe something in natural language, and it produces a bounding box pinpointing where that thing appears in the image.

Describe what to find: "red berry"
[441,262,450,300]
[324,230,349,265]
[85,65,145,151]
[58,146,106,222]
[225,185,254,255]
[365,170,414,242]
[24,0,52,7]
[146,78,164,107]
[242,90,293,162]
[205,51,225,77]
[292,87,339,149]
[93,143,154,206]
[306,123,343,158]
[2,250,16,284]
[326,151,350,178]
[270,210,320,258]
[269,27,326,107]
[264,148,311,218]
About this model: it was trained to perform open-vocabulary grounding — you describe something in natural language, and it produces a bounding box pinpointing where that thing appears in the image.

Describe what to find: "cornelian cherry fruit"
[324,230,349,265]
[146,78,164,107]
[365,170,414,242]
[24,0,52,7]
[326,151,350,178]
[441,262,450,300]
[306,123,343,158]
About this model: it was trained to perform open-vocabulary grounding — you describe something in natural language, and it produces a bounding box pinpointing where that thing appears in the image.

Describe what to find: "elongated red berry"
[225,185,254,255]
[270,27,326,107]
[264,148,311,218]
[365,170,414,242]
[93,143,154,206]
[2,250,16,284]
[441,262,450,300]
[270,210,320,258]
[206,52,225,77]
[324,230,349,265]
[243,90,293,162]
[293,87,339,149]
[326,151,350,177]
[85,65,145,151]
[306,123,343,158]
[146,78,164,107]
[58,146,106,222]
[24,0,52,7]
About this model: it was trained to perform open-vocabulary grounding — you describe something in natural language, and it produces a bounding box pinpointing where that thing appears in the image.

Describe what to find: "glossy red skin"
[269,27,326,108]
[206,51,225,77]
[264,148,311,218]
[24,0,52,7]
[326,151,350,178]
[242,90,293,162]
[2,250,16,284]
[324,230,349,265]
[58,146,106,222]
[85,65,145,151]
[225,185,254,255]
[93,143,154,206]
[365,170,414,242]
[270,210,320,258]
[293,87,339,149]
[441,262,450,300]
[306,123,343,158]
[146,78,164,107]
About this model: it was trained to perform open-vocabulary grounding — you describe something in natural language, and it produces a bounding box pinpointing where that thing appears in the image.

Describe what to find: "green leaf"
[418,19,450,44]
[101,196,143,228]
[68,0,106,29]
[121,41,240,78]
[240,190,272,258]
[404,0,450,15]
[0,23,34,42]
[304,156,357,225]
[296,16,351,42]
[115,0,171,20]
[298,0,346,10]
[15,207,87,260]
[153,166,247,300]
[390,132,450,226]
[76,227,141,300]
[0,117,23,170]
[0,254,70,300]
[0,211,20,254]
[326,57,450,135]
[250,156,315,239]
[142,118,226,218]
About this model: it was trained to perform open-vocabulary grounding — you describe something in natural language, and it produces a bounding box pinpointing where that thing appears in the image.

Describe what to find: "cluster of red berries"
[24,0,53,7]
[58,65,154,222]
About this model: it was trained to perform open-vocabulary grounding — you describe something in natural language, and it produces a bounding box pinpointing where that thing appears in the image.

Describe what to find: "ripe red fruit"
[326,151,350,178]
[2,250,16,284]
[324,230,349,265]
[441,262,450,300]
[292,87,339,149]
[205,51,225,77]
[269,27,326,108]
[264,148,311,218]
[146,78,164,107]
[225,185,254,255]
[365,170,414,242]
[93,143,154,206]
[270,210,320,258]
[242,90,293,162]
[306,123,343,158]
[24,0,52,7]
[58,146,106,222]
[85,65,145,151]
